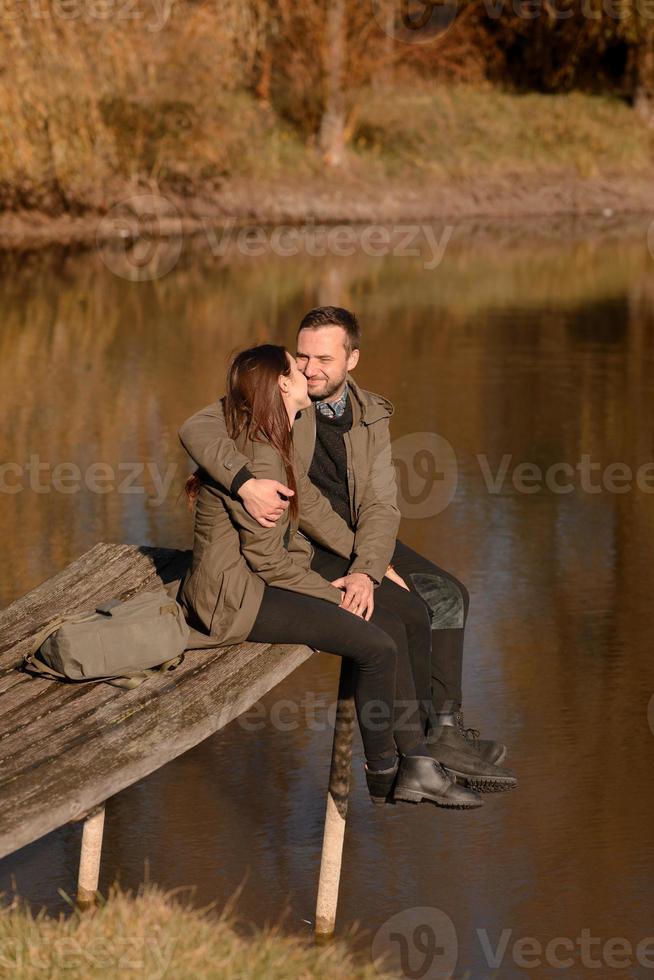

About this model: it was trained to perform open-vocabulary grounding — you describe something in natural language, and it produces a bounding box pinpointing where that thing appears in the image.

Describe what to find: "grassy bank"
[5,79,654,203]
[352,85,654,179]
[0,882,390,979]
[6,74,653,211]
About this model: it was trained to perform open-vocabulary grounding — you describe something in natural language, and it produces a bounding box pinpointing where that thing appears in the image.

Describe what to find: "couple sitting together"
[178,306,517,809]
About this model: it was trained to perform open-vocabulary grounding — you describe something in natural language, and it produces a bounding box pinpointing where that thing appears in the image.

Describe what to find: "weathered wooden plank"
[1,672,91,718]
[1,643,230,772]
[0,542,316,861]
[0,638,313,859]
[0,680,119,754]
[0,672,32,696]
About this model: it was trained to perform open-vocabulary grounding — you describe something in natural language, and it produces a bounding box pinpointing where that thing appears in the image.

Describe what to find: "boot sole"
[393,787,482,809]
[445,769,517,793]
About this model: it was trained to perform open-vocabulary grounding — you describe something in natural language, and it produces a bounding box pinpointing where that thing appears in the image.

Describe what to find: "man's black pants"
[310,538,470,723]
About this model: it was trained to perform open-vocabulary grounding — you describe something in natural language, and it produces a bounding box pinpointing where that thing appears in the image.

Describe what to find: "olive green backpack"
[22,589,189,689]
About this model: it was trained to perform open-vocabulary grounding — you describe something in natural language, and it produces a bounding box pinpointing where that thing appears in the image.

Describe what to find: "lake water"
[1,218,654,978]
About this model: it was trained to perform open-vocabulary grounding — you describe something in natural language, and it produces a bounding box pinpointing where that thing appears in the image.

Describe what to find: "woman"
[180,344,479,810]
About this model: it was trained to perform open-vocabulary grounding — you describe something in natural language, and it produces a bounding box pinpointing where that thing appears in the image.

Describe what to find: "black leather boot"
[393,755,482,809]
[430,710,507,765]
[426,723,517,793]
[453,710,507,765]
[365,756,400,806]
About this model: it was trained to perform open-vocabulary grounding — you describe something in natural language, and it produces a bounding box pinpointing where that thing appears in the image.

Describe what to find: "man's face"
[295,325,359,402]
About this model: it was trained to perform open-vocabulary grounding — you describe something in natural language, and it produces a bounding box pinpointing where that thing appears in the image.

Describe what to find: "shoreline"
[1,170,654,252]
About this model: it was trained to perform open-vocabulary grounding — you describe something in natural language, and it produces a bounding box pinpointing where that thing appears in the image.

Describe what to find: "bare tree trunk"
[634,29,654,127]
[319,0,347,167]
[384,0,396,83]
[255,47,272,103]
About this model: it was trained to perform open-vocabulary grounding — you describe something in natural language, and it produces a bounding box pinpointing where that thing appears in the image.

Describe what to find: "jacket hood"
[299,375,394,427]
[345,374,395,424]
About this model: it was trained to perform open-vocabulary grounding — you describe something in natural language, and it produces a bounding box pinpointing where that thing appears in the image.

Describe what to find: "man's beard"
[307,374,347,402]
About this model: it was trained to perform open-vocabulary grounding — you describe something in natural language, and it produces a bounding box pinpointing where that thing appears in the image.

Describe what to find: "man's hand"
[239,478,294,528]
[331,572,375,621]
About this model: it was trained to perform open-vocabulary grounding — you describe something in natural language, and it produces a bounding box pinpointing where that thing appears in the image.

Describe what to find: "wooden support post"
[315,658,356,941]
[76,802,106,909]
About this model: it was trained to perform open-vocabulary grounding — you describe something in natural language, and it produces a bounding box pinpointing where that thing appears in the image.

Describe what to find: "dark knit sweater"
[308,396,355,530]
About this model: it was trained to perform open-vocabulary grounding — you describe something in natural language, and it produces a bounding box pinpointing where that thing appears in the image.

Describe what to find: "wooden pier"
[0,542,353,936]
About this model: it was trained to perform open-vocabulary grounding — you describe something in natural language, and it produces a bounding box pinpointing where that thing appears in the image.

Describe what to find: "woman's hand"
[384,564,410,591]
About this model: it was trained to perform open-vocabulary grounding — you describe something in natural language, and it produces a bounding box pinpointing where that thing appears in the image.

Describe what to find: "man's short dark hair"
[297,306,361,353]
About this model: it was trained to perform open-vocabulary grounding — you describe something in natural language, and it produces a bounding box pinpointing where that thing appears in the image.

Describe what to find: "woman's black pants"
[245,583,427,767]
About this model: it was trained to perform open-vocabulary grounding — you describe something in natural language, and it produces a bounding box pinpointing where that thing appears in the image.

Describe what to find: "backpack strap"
[24,648,185,687]
[22,651,67,680]
[105,653,185,689]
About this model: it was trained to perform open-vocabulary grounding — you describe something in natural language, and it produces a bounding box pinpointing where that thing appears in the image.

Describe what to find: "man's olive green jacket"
[178,374,401,589]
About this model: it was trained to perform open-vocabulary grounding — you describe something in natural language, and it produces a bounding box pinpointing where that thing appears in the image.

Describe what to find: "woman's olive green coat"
[179,417,356,645]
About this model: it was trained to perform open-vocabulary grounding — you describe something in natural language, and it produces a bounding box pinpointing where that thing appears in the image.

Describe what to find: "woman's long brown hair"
[184,344,298,519]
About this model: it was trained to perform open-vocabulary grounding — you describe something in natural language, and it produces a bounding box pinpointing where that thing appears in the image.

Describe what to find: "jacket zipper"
[344,422,364,526]
[295,528,315,560]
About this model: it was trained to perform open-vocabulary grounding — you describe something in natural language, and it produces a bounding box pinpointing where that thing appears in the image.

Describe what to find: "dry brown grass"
[0,880,392,978]
[0,1,304,212]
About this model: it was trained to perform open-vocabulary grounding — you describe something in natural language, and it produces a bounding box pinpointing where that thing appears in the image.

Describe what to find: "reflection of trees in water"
[3,233,654,937]
[2,235,654,615]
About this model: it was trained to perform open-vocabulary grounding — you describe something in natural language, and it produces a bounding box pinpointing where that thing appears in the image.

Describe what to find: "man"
[178,307,515,791]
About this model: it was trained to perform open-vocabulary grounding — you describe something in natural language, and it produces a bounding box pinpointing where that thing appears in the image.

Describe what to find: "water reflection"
[1,221,654,976]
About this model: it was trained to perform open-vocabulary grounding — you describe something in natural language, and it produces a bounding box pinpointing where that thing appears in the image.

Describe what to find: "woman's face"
[280,352,310,411]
